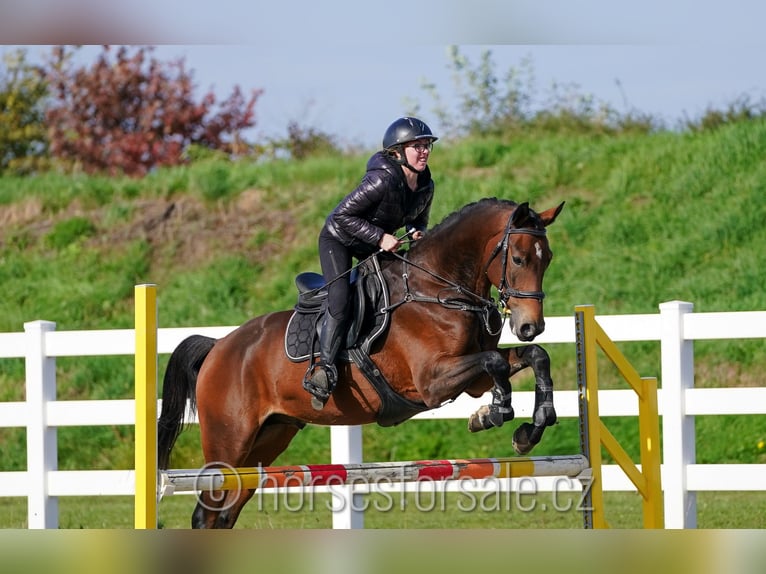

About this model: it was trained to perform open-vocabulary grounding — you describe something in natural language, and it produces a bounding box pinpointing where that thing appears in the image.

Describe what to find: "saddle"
[284,255,389,362]
[284,254,429,426]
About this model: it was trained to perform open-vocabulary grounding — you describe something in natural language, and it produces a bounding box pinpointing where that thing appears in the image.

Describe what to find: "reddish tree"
[45,45,261,176]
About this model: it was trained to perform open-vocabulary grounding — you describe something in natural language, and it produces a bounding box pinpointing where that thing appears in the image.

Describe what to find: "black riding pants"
[318,228,354,320]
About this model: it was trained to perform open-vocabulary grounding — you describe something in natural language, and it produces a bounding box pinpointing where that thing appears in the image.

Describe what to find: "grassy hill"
[1,120,765,475]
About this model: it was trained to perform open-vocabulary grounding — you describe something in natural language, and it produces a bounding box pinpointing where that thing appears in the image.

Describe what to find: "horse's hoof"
[512,422,541,455]
[512,425,532,455]
[468,414,484,433]
[468,406,491,432]
[468,404,514,433]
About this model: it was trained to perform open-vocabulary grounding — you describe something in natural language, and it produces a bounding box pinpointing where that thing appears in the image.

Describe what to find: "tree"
[0,48,49,175]
[45,45,262,176]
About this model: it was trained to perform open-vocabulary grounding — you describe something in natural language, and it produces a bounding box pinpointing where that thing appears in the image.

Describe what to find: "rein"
[381,251,505,336]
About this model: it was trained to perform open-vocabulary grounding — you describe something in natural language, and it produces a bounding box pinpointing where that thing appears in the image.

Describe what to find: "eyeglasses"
[407,142,433,153]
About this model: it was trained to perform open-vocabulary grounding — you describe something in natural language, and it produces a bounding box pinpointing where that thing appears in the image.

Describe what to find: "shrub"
[44,45,262,176]
[0,48,49,174]
[269,121,341,160]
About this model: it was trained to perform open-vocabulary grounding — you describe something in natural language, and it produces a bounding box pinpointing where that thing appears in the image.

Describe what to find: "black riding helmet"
[382,117,438,173]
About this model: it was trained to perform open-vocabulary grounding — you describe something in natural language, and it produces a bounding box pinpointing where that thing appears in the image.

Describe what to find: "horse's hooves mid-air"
[467,403,515,433]
[512,422,546,455]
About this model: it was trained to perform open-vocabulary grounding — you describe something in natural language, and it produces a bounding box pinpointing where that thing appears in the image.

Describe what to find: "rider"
[305,117,439,410]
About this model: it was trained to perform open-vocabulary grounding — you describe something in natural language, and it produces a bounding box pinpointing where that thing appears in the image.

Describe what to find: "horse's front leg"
[466,350,516,433]
[421,350,511,414]
[511,344,557,455]
[468,344,557,454]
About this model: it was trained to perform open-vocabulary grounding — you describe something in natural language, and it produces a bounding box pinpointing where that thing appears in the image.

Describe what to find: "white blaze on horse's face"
[534,241,543,261]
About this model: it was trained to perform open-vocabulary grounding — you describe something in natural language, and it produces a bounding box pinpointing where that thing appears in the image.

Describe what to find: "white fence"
[1,300,765,529]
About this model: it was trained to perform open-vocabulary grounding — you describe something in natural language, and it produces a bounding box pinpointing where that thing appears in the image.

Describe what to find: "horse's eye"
[512,256,523,266]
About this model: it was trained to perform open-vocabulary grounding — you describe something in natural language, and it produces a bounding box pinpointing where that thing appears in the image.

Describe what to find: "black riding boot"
[306,313,345,410]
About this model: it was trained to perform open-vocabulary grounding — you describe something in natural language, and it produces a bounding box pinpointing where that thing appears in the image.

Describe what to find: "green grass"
[1,491,765,529]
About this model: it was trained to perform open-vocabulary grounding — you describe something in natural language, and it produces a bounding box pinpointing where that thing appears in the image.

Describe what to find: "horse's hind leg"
[192,485,248,529]
[191,421,301,529]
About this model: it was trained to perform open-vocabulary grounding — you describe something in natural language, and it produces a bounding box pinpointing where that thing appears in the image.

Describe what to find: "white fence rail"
[1,301,765,529]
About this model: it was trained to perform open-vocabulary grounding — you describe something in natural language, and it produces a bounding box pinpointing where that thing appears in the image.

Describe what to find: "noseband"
[483,213,548,307]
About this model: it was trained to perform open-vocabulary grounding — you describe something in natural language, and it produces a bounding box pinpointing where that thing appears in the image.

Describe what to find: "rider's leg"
[308,310,346,408]
[307,232,351,410]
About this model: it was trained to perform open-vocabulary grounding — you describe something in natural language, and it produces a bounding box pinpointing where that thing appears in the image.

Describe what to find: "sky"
[3,1,766,150]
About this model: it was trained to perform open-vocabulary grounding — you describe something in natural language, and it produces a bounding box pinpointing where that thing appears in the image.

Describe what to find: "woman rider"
[305,117,439,410]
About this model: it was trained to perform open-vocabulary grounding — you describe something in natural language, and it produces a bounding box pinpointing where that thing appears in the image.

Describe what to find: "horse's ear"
[510,202,531,227]
[538,201,565,227]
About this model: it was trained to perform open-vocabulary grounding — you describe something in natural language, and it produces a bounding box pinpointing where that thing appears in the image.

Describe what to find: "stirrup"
[303,362,337,410]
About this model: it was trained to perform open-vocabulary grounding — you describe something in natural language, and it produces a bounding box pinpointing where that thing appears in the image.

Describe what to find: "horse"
[158,197,565,528]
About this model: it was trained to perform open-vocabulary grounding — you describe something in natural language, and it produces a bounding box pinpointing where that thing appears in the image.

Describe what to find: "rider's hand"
[378,233,401,252]
[411,230,424,241]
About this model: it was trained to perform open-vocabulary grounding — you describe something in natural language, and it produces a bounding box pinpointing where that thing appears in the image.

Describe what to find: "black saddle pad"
[284,311,322,361]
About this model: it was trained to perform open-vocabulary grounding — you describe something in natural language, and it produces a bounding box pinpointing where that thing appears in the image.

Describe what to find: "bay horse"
[158,197,565,528]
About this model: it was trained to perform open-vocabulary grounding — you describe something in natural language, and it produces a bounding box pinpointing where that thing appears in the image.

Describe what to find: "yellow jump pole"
[639,376,664,528]
[575,304,663,529]
[575,304,607,529]
[134,284,158,529]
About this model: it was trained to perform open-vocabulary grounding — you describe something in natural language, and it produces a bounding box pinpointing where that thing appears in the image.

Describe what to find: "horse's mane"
[426,197,518,237]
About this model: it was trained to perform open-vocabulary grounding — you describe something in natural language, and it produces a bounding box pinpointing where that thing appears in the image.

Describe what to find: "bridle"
[482,212,548,308]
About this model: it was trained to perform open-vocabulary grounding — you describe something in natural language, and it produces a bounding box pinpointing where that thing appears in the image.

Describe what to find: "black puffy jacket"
[324,151,434,255]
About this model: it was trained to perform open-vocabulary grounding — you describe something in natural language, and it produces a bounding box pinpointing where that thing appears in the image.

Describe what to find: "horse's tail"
[158,335,217,470]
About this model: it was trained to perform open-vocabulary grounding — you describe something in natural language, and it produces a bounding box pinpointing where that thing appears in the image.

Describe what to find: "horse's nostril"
[519,323,534,339]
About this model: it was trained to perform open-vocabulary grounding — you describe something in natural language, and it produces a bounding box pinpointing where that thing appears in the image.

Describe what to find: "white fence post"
[659,301,697,528]
[24,320,58,529]
[330,425,363,529]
